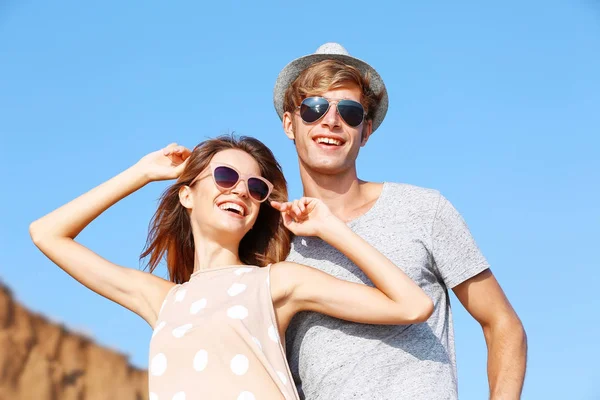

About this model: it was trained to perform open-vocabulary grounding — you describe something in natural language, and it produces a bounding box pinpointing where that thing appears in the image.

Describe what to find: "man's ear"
[283,112,295,140]
[179,185,194,209]
[360,120,373,147]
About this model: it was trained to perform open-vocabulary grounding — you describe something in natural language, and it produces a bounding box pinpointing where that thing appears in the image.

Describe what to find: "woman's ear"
[179,185,194,209]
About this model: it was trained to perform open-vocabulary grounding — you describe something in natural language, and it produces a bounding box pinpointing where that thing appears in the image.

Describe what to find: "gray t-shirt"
[285,182,490,400]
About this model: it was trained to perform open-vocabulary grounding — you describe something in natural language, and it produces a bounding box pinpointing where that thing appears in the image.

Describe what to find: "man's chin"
[303,160,350,176]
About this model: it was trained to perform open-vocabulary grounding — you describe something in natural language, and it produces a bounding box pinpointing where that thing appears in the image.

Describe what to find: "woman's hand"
[135,143,192,182]
[271,197,338,237]
[29,143,186,328]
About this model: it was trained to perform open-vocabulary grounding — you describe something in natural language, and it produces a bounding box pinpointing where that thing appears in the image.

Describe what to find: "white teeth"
[219,202,245,216]
[316,137,342,146]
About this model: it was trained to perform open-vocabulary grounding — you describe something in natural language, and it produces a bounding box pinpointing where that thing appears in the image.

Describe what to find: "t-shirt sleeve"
[431,194,490,288]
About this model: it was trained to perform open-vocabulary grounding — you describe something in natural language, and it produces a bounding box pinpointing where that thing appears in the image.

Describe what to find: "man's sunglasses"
[190,164,273,203]
[298,97,366,128]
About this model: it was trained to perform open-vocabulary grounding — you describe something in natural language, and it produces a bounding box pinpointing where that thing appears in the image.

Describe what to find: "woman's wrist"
[125,162,154,188]
[317,215,346,241]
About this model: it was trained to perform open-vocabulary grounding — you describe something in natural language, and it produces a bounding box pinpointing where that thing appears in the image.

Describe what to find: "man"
[273,43,527,400]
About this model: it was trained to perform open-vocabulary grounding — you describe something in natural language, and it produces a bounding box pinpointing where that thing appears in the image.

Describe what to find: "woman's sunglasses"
[190,164,273,203]
[298,97,366,128]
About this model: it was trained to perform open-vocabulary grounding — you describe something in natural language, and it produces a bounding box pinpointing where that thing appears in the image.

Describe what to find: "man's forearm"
[484,317,528,399]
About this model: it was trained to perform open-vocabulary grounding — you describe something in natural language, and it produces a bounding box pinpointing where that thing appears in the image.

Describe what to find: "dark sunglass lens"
[247,178,269,201]
[338,100,364,127]
[300,97,329,123]
[213,166,239,188]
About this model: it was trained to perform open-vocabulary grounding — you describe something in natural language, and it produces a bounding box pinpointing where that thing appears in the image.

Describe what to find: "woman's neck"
[191,236,244,273]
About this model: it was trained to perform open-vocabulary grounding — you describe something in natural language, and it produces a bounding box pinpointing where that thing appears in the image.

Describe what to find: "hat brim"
[273,53,388,133]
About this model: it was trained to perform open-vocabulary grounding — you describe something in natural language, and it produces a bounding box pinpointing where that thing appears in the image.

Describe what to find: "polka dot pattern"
[193,350,208,372]
[268,325,279,343]
[237,391,256,400]
[148,265,297,399]
[150,353,167,376]
[227,283,247,297]
[172,324,193,338]
[230,354,250,376]
[174,288,187,303]
[234,267,254,276]
[152,321,166,338]
[190,298,207,314]
[277,371,287,385]
[159,299,167,315]
[227,305,249,319]
[172,392,186,400]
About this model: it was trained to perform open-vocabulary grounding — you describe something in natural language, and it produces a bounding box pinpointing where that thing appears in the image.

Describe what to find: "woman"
[29,135,433,400]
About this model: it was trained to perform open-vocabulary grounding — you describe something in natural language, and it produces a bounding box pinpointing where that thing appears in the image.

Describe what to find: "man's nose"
[321,102,341,129]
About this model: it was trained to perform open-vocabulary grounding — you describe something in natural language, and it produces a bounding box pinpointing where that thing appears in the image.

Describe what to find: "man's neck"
[299,164,378,222]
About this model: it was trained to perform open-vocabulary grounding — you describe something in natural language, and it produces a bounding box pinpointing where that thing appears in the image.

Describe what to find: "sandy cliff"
[0,282,148,400]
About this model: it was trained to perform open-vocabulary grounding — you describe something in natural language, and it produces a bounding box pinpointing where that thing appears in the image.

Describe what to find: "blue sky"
[1,1,599,399]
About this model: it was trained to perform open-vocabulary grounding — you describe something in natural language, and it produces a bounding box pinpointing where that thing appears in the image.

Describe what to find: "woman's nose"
[231,179,249,198]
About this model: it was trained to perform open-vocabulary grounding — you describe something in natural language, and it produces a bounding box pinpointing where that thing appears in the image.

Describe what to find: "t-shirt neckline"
[346,182,390,228]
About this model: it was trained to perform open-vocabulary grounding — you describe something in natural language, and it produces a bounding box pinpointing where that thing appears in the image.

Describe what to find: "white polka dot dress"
[148,265,299,400]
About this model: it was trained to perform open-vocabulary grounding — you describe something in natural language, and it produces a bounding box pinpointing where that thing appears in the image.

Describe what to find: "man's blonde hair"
[283,60,384,123]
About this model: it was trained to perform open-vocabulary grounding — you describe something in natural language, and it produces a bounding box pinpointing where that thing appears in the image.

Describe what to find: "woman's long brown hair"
[140,135,291,284]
